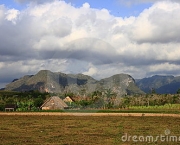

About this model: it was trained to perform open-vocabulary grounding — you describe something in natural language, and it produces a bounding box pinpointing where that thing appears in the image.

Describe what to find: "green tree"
[0,100,5,111]
[104,89,116,109]
[78,100,91,109]
[5,97,15,104]
[92,97,104,109]
[17,99,36,111]
[34,97,44,108]
[177,88,180,94]
[122,97,131,108]
[151,88,157,94]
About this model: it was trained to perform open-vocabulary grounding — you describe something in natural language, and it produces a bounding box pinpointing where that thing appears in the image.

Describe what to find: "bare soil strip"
[0,112,180,117]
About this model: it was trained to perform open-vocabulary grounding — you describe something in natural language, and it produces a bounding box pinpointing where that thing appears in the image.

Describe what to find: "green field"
[97,104,180,114]
[0,115,180,145]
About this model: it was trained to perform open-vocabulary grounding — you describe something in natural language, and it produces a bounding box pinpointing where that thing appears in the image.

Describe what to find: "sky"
[0,0,180,88]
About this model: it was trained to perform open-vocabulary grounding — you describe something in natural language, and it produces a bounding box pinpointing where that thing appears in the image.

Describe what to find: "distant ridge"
[136,75,180,94]
[5,70,144,96]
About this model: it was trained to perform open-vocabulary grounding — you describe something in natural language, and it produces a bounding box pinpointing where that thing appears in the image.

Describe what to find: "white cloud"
[147,62,180,77]
[1,0,180,87]
[5,9,20,24]
[0,5,5,23]
[122,1,180,43]
[83,64,97,76]
[83,2,90,9]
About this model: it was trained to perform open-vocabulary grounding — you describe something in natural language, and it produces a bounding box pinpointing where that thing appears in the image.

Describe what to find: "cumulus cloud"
[83,63,97,76]
[127,1,180,43]
[5,9,20,24]
[1,0,180,87]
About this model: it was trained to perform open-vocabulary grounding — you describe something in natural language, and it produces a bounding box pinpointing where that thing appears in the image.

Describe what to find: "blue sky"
[72,0,153,17]
[1,0,152,17]
[0,0,180,88]
[65,0,153,17]
[0,0,23,9]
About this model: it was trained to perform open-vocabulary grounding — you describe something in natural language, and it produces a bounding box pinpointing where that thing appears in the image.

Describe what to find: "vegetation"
[177,88,180,94]
[64,90,180,111]
[0,90,50,111]
[0,115,180,144]
[1,87,180,112]
[1,78,180,145]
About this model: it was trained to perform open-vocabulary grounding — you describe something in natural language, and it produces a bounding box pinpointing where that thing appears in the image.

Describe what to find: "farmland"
[0,114,180,145]
[1,90,180,144]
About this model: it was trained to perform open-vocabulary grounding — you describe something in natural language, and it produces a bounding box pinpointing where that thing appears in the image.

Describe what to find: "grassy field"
[0,115,180,145]
[97,109,180,114]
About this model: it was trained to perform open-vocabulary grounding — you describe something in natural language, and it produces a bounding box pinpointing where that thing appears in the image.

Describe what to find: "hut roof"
[40,96,68,110]
[63,96,74,103]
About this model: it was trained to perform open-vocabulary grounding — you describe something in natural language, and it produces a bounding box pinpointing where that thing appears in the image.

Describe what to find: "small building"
[5,104,17,111]
[40,96,68,110]
[63,96,74,103]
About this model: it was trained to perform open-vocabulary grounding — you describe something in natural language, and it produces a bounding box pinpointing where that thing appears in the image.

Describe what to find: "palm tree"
[104,88,116,109]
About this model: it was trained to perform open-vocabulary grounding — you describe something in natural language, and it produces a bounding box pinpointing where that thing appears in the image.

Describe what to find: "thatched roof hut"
[40,96,68,110]
[63,96,74,103]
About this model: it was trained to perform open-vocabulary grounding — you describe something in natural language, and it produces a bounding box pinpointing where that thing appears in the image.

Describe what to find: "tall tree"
[104,89,116,109]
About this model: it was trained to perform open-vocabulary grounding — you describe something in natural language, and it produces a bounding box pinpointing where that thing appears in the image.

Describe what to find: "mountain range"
[136,75,180,94]
[3,70,180,95]
[4,70,144,96]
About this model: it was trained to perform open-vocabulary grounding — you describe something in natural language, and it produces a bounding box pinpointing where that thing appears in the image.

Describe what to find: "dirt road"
[0,112,180,117]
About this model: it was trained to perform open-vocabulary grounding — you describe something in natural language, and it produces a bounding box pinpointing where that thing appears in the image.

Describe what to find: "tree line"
[0,88,180,111]
[61,88,180,109]
[0,90,50,111]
